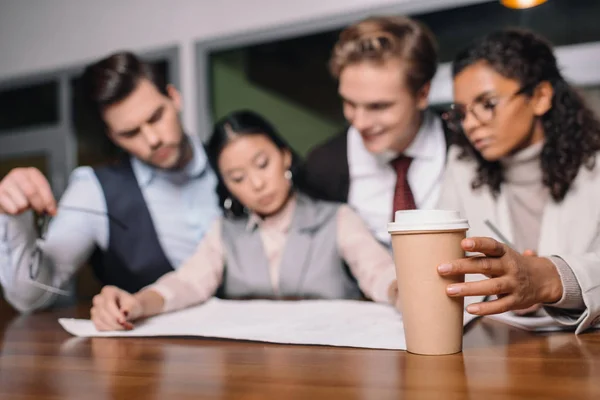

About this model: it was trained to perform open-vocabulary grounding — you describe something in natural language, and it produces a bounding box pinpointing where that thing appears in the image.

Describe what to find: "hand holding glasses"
[0,168,128,296]
[26,206,128,296]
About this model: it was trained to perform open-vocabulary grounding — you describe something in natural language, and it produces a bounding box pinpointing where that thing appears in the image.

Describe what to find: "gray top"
[220,193,363,300]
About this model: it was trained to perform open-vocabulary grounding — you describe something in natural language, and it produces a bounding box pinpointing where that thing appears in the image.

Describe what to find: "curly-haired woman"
[438,29,600,334]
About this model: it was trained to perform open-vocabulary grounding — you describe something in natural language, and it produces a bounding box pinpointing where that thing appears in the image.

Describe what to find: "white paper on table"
[484,310,600,332]
[485,311,565,332]
[59,298,479,350]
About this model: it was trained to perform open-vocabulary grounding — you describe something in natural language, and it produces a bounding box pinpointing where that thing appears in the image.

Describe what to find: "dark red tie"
[391,155,416,218]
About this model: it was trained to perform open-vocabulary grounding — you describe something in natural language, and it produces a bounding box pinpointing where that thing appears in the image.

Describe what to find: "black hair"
[452,29,600,202]
[81,51,167,110]
[206,110,306,217]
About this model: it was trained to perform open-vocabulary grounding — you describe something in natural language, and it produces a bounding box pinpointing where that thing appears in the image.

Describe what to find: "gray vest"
[220,193,362,300]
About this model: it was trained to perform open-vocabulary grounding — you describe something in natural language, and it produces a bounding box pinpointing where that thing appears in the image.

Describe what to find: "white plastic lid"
[387,209,469,233]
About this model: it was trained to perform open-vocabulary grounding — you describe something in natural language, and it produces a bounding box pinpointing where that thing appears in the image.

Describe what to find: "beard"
[146,122,193,171]
[163,132,192,171]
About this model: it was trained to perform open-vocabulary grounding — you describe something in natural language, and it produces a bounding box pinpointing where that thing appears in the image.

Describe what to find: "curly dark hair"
[451,29,600,202]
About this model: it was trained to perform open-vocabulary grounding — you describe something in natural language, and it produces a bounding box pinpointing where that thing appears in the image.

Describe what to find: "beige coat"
[440,145,600,334]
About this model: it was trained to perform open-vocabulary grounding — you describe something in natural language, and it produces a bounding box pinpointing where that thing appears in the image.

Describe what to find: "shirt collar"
[245,194,297,232]
[403,110,442,160]
[131,133,210,188]
[130,157,155,187]
[349,110,442,163]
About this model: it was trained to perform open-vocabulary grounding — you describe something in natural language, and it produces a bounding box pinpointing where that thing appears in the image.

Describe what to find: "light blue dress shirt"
[0,134,221,312]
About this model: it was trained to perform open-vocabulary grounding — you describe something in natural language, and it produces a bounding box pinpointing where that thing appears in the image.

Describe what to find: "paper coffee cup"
[388,210,469,355]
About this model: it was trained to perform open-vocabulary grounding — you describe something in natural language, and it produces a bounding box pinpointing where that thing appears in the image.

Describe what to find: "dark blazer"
[301,129,351,203]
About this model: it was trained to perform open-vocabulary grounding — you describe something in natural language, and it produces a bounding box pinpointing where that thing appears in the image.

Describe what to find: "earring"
[224,197,232,210]
[284,170,293,180]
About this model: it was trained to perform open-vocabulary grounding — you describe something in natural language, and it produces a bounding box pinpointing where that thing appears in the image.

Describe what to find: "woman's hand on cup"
[436,237,563,316]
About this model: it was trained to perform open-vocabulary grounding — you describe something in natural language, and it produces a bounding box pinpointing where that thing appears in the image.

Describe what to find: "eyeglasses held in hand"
[25,205,128,296]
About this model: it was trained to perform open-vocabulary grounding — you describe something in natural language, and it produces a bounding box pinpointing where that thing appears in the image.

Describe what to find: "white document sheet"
[486,308,600,332]
[486,311,578,332]
[59,299,479,350]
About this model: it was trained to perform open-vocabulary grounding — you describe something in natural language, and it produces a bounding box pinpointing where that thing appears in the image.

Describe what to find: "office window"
[209,34,344,156]
[0,152,48,181]
[208,0,600,156]
[0,81,59,132]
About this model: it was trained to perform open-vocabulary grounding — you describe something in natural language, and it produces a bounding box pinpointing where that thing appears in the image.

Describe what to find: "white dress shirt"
[0,134,221,312]
[347,111,447,245]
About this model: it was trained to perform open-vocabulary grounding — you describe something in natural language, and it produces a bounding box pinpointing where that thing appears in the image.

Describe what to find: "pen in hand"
[484,219,516,249]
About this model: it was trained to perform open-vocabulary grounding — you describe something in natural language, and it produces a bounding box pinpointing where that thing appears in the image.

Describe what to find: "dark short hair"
[80,51,167,112]
[207,110,306,217]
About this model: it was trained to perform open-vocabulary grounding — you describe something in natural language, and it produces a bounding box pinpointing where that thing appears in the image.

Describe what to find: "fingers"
[464,294,535,316]
[0,168,56,215]
[104,291,128,325]
[0,196,16,214]
[90,286,134,331]
[0,182,28,214]
[26,168,57,214]
[523,249,537,257]
[119,295,142,323]
[387,281,402,311]
[387,280,398,303]
[446,277,514,298]
[15,174,48,214]
[438,256,506,277]
[462,237,506,257]
[91,306,127,331]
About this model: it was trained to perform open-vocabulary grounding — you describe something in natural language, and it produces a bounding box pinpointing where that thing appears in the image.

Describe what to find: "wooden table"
[1,304,599,399]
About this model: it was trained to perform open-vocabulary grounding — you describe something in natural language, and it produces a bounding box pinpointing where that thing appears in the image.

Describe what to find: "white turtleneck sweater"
[501,142,584,309]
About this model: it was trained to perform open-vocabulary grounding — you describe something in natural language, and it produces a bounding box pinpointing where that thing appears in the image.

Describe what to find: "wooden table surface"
[1,304,599,400]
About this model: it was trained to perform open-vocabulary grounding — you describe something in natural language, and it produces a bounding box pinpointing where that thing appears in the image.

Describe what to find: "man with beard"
[0,52,220,312]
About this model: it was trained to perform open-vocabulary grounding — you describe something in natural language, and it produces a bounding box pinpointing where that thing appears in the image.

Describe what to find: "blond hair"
[329,16,438,95]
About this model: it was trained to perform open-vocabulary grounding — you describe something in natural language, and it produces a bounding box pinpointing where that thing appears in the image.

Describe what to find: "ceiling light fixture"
[500,0,548,9]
